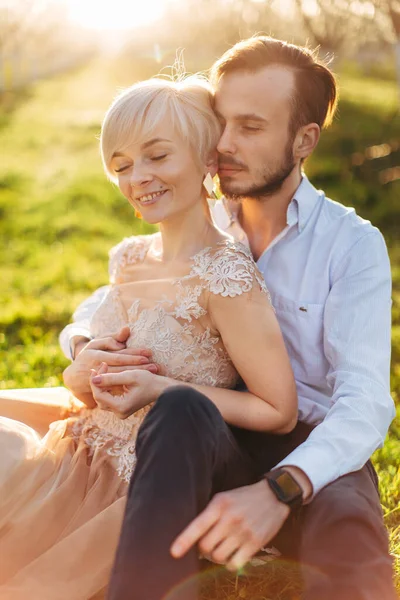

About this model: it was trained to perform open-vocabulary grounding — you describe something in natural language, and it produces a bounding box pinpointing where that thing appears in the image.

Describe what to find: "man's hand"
[170,480,290,571]
[63,326,158,406]
[89,364,171,418]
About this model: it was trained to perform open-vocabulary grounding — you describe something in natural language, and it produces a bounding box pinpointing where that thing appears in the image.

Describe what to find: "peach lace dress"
[0,233,271,600]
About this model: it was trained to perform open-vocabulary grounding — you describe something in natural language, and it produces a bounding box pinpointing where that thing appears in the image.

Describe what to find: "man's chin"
[220,182,251,200]
[219,174,270,199]
[221,187,259,201]
[221,177,293,200]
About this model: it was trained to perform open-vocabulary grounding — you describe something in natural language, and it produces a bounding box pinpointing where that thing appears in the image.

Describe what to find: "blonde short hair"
[101,76,221,182]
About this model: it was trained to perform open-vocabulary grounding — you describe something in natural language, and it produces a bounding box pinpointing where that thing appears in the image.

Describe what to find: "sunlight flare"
[66,0,167,30]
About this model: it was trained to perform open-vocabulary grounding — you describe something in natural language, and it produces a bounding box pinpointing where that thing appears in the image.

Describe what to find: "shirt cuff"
[275,440,343,501]
[60,326,92,360]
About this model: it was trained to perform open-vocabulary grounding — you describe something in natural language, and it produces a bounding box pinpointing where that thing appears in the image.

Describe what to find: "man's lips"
[218,164,244,172]
[218,166,244,176]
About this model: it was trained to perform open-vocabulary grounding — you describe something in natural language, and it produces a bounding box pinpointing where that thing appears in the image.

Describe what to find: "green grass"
[0,58,399,598]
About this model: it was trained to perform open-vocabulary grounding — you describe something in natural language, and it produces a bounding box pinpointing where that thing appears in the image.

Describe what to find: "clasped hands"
[63,326,167,415]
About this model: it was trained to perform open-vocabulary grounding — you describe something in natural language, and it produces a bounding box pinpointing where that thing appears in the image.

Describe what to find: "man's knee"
[133,386,228,484]
[155,385,220,420]
[138,385,221,443]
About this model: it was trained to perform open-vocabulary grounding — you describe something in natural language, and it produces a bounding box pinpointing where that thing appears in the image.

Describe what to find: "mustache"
[217,157,247,170]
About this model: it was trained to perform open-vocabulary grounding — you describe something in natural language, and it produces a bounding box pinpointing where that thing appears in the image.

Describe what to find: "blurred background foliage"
[0,0,399,597]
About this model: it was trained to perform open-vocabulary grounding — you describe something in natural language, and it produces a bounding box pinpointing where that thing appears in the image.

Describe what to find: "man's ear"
[204,150,218,178]
[293,123,320,161]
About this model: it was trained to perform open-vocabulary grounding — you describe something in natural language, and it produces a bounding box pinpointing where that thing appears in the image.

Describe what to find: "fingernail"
[170,544,181,557]
[92,376,102,384]
[140,357,149,364]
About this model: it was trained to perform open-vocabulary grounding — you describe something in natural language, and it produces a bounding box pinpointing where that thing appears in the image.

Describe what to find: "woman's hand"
[90,363,170,419]
[63,326,158,407]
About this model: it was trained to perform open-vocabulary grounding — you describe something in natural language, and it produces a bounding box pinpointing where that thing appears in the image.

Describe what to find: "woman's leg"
[107,386,257,600]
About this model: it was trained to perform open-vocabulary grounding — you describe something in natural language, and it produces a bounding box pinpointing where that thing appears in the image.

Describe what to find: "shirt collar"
[293,174,321,232]
[219,174,321,234]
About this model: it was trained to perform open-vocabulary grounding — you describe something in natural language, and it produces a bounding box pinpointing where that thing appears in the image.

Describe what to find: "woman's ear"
[204,150,218,178]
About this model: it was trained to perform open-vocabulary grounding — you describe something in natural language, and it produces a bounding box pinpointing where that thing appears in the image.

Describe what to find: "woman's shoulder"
[108,233,158,282]
[190,238,269,299]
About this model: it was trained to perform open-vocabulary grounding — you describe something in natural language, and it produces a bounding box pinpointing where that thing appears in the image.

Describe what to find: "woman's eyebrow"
[111,138,172,160]
[141,137,172,149]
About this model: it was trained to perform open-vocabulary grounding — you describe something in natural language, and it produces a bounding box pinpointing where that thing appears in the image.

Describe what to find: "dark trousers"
[106,386,397,600]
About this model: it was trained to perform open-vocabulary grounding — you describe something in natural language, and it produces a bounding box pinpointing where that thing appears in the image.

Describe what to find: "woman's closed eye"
[114,165,130,173]
[113,153,167,173]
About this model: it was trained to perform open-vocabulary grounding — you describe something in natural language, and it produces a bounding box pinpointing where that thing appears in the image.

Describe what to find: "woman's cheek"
[118,179,131,199]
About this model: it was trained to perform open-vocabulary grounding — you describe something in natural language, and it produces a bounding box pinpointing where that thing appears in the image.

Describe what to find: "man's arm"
[60,234,131,359]
[277,229,395,497]
[169,229,395,569]
[59,285,110,359]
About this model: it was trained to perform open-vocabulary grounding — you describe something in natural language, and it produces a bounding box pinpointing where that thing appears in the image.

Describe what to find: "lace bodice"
[71,233,271,482]
[90,233,270,388]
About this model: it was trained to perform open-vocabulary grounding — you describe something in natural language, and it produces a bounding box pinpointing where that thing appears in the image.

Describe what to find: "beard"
[220,138,296,201]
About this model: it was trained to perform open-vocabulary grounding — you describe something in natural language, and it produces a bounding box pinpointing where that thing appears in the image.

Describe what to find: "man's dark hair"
[210,36,338,137]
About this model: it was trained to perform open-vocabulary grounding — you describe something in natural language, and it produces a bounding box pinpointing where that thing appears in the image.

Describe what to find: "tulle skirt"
[0,413,129,599]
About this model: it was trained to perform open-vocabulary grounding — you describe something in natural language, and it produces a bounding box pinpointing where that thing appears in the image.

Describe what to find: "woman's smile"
[135,189,168,206]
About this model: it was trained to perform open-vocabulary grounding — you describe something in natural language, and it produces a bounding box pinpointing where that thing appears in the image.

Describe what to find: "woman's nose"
[129,164,153,187]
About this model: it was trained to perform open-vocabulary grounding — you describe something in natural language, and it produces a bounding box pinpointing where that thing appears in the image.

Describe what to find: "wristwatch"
[265,468,303,509]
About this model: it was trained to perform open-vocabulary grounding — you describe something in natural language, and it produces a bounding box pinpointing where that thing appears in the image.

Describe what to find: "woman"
[0,75,297,599]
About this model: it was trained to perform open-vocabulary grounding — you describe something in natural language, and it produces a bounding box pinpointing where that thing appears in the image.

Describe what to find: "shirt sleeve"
[58,285,110,360]
[277,230,395,498]
[59,236,135,359]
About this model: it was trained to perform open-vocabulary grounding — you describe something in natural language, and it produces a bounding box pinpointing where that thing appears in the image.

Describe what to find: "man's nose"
[217,126,236,155]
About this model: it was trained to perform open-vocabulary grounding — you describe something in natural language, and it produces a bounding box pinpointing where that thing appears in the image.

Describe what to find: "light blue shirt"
[60,175,395,497]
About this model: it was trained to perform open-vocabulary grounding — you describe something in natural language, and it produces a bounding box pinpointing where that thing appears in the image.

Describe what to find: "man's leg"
[106,386,257,600]
[230,425,396,599]
[298,462,397,600]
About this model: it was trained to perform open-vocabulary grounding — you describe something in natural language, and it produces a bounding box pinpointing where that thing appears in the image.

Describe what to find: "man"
[60,37,396,599]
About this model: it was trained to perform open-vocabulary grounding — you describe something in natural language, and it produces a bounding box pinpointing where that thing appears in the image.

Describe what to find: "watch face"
[275,472,302,500]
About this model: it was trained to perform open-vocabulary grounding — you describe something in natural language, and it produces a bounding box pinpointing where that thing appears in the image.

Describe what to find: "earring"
[134,208,142,219]
[203,172,217,200]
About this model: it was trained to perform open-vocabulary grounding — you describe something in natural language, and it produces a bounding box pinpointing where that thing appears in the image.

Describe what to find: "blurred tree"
[295,0,400,89]
[0,0,95,91]
[151,0,282,68]
[0,0,35,54]
[380,0,400,89]
[293,0,388,58]
[293,0,349,56]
